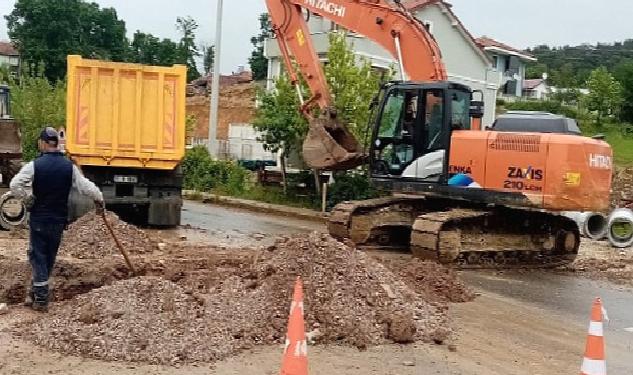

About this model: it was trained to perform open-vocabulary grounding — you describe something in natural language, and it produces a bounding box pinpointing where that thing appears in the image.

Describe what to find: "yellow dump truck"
[66,56,187,226]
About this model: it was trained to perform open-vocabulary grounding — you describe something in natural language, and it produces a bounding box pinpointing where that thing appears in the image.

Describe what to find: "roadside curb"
[182,190,329,223]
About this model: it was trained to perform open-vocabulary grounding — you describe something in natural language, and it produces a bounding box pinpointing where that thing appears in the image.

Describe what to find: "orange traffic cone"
[280,277,308,375]
[580,297,606,375]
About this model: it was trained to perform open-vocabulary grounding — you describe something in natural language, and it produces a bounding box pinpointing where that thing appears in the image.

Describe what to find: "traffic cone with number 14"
[280,276,308,375]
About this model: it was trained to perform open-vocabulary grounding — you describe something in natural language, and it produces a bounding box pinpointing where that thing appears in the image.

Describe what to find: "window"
[492,55,499,70]
[450,90,471,131]
[422,90,445,151]
[374,89,419,175]
[422,20,434,34]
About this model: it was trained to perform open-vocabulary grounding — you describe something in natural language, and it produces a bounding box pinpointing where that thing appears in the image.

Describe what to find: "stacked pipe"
[562,211,608,240]
[606,208,633,248]
[563,210,633,249]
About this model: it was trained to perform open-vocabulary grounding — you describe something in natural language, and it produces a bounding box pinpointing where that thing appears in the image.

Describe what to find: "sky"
[0,0,632,73]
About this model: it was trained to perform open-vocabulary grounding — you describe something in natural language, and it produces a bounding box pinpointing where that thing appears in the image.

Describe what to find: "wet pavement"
[462,270,633,373]
[170,200,324,246]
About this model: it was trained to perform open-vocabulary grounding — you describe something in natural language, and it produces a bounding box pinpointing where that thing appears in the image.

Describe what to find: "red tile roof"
[476,36,535,60]
[523,79,545,90]
[0,41,18,56]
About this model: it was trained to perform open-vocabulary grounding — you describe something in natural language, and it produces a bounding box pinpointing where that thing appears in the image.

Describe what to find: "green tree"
[252,74,307,191]
[614,60,633,123]
[9,64,66,160]
[525,62,548,80]
[130,31,180,66]
[6,0,128,81]
[324,32,390,146]
[583,67,623,125]
[248,13,272,81]
[551,63,578,88]
[202,44,215,75]
[176,16,201,82]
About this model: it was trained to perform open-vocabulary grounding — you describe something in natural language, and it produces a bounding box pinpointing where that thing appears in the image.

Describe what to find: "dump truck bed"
[65,56,187,170]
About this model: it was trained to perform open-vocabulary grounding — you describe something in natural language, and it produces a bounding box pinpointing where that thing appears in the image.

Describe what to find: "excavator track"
[329,198,580,269]
[411,208,580,269]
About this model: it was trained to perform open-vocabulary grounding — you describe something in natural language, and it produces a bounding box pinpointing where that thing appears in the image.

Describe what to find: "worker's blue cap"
[39,127,59,144]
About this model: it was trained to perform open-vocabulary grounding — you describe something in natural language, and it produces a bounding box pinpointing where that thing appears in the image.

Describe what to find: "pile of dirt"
[187,83,255,140]
[380,257,475,303]
[611,167,633,208]
[60,211,155,259]
[23,233,466,364]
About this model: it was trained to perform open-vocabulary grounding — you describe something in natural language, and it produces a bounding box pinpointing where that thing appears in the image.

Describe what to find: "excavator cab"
[369,81,478,183]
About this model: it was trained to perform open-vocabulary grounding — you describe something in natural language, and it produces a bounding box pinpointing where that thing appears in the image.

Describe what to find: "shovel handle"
[100,210,137,275]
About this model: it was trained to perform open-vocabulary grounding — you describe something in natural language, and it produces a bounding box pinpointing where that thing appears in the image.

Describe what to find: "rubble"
[60,211,155,259]
[611,167,633,208]
[561,239,633,286]
[21,233,468,365]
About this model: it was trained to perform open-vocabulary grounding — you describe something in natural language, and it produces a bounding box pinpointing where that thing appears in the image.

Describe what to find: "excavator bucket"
[302,116,365,170]
[0,119,21,157]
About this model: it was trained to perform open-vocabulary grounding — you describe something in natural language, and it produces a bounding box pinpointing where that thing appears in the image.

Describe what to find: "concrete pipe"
[562,211,608,240]
[607,208,633,248]
[0,192,27,230]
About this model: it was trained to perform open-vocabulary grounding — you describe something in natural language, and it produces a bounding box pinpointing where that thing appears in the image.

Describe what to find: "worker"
[7,127,104,312]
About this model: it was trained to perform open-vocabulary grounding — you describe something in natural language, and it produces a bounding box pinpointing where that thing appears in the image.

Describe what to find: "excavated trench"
[0,246,257,305]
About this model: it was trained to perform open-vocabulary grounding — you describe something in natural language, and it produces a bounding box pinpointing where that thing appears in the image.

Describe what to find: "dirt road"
[1,200,632,374]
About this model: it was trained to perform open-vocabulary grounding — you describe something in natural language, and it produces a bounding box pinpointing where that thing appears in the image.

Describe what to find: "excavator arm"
[265,0,447,169]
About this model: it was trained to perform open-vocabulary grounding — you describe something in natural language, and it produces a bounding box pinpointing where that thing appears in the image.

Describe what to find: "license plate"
[114,175,138,184]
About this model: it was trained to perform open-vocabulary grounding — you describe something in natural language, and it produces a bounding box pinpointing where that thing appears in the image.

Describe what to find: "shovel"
[99,209,137,275]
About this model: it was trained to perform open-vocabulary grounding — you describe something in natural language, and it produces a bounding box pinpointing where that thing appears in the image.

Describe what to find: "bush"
[327,170,379,209]
[182,146,249,194]
[504,100,579,119]
[10,64,66,161]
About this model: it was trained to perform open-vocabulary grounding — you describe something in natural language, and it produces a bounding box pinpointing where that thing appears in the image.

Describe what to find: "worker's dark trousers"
[28,221,65,304]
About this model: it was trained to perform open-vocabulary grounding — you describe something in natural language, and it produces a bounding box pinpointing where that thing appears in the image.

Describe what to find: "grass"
[581,122,633,167]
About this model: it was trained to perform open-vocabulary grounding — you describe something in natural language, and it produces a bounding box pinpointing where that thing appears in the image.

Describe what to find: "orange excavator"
[265,0,613,268]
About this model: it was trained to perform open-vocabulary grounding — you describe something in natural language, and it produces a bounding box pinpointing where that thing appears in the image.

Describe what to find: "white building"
[522,79,550,100]
[0,42,19,79]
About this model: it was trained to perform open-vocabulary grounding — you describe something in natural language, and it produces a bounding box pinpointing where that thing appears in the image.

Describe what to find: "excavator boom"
[265,0,447,169]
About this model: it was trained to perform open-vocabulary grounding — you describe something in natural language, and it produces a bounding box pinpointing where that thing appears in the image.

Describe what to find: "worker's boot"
[31,301,48,312]
[31,286,49,313]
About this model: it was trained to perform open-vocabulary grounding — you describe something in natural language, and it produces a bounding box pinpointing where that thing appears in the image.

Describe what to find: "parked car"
[489,111,582,135]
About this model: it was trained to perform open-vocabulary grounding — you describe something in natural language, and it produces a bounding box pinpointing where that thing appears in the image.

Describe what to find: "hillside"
[526,39,633,86]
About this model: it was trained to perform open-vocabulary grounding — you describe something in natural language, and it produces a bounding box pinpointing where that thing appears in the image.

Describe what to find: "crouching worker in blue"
[9,127,104,312]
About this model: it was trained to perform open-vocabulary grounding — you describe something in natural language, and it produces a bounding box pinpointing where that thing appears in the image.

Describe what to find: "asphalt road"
[181,200,633,373]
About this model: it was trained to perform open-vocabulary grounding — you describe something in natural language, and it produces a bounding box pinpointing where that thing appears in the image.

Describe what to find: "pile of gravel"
[24,233,467,364]
[60,211,155,259]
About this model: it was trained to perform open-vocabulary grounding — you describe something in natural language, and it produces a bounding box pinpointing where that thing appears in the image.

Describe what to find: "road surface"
[180,200,633,373]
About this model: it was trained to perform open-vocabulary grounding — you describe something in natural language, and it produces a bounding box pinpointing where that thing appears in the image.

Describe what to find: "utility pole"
[208,0,223,157]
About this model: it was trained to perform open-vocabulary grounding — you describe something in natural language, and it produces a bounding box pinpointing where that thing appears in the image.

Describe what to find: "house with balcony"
[475,36,536,99]
[265,0,511,127]
[0,42,20,79]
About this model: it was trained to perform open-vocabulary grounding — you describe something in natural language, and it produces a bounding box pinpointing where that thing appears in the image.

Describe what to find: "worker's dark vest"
[31,152,73,224]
